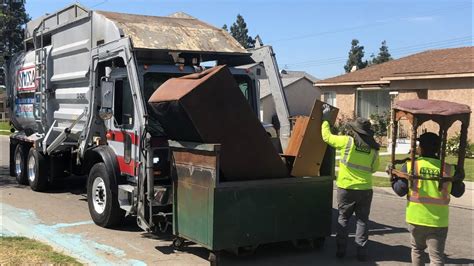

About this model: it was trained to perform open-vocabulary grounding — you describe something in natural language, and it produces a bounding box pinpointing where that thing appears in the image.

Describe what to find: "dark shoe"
[336,244,346,258]
[357,247,368,261]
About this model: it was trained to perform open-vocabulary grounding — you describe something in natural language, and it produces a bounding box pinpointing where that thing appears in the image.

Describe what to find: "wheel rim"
[28,154,36,183]
[92,177,106,214]
[15,150,22,177]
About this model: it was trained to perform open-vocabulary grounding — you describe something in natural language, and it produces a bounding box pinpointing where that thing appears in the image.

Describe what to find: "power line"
[282,36,472,68]
[268,2,471,44]
[91,0,108,8]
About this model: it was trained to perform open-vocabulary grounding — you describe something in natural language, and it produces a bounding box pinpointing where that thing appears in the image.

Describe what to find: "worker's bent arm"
[321,121,348,150]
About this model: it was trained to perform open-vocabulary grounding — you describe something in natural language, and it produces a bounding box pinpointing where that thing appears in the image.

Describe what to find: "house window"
[356,90,390,119]
[323,91,336,107]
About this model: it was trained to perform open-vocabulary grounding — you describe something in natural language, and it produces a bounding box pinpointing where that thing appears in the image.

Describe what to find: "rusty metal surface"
[97,11,247,54]
[394,99,471,116]
[284,100,339,177]
[149,65,288,181]
[173,151,218,169]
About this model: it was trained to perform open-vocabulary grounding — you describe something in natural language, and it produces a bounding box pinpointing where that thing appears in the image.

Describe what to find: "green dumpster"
[170,141,334,256]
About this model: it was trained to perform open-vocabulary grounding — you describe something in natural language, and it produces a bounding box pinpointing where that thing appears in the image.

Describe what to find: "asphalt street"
[1,135,473,265]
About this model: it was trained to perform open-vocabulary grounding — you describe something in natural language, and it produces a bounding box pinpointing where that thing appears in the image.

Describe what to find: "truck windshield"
[143,72,256,136]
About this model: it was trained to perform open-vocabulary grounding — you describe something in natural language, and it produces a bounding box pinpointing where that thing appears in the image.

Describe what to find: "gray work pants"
[408,223,448,266]
[336,187,373,250]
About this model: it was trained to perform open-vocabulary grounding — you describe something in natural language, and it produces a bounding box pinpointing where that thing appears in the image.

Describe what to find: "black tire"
[27,148,49,192]
[87,162,125,228]
[14,144,28,185]
[10,142,17,177]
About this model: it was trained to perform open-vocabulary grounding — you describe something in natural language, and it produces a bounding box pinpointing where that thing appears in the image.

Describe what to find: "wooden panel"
[285,100,338,177]
[285,116,309,156]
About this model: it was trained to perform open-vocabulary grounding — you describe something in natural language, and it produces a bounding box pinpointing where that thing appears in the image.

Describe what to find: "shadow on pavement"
[155,242,210,261]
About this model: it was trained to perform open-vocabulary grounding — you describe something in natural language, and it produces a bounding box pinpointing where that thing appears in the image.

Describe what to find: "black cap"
[417,132,440,148]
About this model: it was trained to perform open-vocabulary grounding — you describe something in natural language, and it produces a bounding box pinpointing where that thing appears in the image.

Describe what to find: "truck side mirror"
[99,79,114,120]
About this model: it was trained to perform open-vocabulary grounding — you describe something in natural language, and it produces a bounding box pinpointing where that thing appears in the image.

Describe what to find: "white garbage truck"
[7,4,248,227]
[6,4,292,229]
[7,5,335,262]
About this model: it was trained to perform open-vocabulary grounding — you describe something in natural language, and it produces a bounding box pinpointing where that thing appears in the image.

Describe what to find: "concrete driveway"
[1,135,473,265]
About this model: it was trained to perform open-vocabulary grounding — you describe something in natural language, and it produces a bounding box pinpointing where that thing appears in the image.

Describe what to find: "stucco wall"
[318,86,356,120]
[261,79,321,124]
[318,77,473,141]
[392,78,474,141]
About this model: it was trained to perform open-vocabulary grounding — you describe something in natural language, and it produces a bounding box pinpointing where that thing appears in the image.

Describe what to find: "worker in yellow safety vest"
[391,132,465,266]
[321,105,380,261]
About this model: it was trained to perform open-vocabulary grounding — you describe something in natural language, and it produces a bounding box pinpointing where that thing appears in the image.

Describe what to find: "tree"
[222,24,228,31]
[370,40,392,65]
[0,0,30,68]
[344,39,368,73]
[229,14,255,49]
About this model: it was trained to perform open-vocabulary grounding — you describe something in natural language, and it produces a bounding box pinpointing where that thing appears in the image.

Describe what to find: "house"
[315,47,474,140]
[0,88,9,122]
[260,70,320,124]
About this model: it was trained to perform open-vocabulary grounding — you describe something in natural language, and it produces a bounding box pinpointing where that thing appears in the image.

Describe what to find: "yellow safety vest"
[406,158,454,227]
[321,121,379,190]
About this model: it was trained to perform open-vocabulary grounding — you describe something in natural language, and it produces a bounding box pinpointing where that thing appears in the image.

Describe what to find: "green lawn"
[377,154,474,182]
[0,236,80,265]
[0,122,12,135]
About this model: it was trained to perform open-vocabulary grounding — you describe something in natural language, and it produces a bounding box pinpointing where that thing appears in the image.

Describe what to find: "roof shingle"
[316,47,474,86]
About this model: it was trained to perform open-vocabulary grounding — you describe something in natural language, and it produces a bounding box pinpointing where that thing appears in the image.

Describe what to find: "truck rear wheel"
[14,144,28,185]
[27,149,49,192]
[87,163,124,228]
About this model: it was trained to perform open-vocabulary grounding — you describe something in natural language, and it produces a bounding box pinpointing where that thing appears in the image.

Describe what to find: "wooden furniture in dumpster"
[284,100,338,177]
[148,65,288,181]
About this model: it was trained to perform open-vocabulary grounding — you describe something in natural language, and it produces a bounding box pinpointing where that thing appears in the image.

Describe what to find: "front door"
[108,73,138,178]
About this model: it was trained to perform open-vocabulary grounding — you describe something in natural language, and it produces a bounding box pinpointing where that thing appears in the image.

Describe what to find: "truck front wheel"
[27,149,49,192]
[14,144,28,185]
[87,163,124,228]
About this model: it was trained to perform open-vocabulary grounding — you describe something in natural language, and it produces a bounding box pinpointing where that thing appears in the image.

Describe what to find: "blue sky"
[26,0,472,79]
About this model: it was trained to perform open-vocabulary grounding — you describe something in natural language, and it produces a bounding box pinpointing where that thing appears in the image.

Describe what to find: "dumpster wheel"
[208,251,221,266]
[292,237,325,250]
[172,237,186,250]
[313,237,325,250]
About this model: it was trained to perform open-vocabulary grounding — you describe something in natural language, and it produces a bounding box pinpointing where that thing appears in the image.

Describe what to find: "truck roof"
[25,4,248,56]
[96,11,247,54]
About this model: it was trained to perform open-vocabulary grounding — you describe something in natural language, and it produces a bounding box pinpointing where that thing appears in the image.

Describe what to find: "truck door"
[109,75,138,178]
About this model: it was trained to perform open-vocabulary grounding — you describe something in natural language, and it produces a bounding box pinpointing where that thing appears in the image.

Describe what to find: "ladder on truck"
[33,23,48,134]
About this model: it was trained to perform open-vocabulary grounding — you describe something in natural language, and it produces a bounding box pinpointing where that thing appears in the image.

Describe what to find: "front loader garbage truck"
[7,4,336,262]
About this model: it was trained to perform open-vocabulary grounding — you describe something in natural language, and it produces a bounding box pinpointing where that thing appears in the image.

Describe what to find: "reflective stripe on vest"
[407,161,451,206]
[340,137,377,173]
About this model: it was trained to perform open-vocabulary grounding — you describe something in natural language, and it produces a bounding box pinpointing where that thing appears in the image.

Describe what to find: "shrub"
[369,111,390,137]
[333,114,352,135]
[446,133,474,158]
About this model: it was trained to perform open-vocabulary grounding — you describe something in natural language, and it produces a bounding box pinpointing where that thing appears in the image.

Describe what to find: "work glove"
[321,104,332,122]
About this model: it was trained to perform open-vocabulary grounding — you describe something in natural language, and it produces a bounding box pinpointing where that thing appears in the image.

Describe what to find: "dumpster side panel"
[212,177,333,250]
[172,150,217,249]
